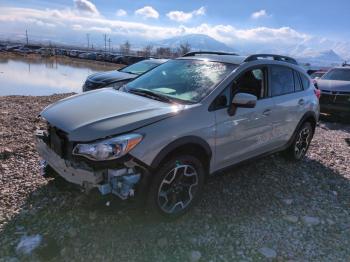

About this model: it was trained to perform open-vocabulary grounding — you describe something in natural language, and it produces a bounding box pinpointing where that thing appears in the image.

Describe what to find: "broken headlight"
[72,134,143,161]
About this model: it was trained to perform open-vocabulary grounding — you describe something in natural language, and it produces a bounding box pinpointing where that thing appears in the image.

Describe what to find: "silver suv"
[36,52,320,218]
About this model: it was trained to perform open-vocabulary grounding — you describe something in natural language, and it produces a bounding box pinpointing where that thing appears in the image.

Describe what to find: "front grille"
[320,94,335,104]
[335,95,350,104]
[320,93,350,105]
[48,126,73,159]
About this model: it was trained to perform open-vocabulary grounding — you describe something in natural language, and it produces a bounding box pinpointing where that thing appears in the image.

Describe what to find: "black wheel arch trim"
[286,111,317,148]
[150,136,212,169]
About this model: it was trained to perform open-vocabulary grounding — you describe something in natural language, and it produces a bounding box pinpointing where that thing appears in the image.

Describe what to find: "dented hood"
[41,88,182,142]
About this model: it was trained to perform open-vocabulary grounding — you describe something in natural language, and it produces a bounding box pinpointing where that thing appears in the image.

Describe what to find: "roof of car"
[177,54,247,65]
[177,52,299,66]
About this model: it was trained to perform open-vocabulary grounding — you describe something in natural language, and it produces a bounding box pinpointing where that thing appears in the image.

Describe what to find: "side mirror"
[232,92,257,108]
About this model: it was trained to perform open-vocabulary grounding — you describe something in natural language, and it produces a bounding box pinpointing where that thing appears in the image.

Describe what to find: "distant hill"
[155,34,236,53]
[292,48,344,66]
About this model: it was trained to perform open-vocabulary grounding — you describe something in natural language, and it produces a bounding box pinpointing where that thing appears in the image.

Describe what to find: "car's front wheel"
[148,155,205,219]
[285,121,314,160]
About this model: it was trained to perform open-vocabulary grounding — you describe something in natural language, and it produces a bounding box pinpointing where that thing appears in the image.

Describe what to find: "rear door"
[270,65,307,145]
[213,67,276,170]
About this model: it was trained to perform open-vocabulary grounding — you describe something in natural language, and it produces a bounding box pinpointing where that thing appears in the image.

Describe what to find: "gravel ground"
[1,94,350,261]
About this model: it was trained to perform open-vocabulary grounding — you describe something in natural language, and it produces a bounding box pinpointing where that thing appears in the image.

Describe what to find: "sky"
[0,0,349,58]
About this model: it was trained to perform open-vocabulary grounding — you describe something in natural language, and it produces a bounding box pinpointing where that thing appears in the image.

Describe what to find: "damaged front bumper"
[35,132,149,201]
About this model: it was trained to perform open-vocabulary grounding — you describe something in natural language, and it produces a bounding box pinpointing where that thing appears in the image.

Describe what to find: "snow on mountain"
[155,34,236,53]
[152,34,346,66]
[293,48,344,66]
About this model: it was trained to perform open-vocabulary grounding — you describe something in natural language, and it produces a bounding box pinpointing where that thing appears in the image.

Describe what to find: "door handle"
[262,109,271,116]
[298,99,305,105]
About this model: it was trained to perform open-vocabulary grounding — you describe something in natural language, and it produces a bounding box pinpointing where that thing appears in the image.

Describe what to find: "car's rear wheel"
[284,122,314,160]
[148,155,205,219]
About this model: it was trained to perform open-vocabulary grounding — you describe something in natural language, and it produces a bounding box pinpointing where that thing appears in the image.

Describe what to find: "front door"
[213,67,276,170]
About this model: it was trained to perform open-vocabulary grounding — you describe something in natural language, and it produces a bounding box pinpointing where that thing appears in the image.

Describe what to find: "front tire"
[148,155,205,219]
[284,122,314,160]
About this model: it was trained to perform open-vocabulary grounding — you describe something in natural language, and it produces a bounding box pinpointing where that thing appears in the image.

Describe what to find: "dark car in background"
[316,65,350,115]
[112,55,147,65]
[83,58,168,91]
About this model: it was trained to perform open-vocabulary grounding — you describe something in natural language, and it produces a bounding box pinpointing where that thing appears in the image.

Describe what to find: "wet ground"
[0,53,121,95]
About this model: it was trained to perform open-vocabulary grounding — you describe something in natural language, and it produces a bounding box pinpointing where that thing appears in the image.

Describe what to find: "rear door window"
[270,65,295,96]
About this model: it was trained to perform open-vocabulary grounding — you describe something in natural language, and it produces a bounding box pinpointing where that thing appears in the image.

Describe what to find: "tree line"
[119,40,191,58]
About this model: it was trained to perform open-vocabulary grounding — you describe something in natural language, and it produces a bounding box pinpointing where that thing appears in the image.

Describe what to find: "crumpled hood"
[316,79,350,92]
[87,70,136,84]
[41,88,183,142]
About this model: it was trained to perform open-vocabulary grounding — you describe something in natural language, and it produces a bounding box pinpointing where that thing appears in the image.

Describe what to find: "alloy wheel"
[294,126,312,159]
[157,164,199,214]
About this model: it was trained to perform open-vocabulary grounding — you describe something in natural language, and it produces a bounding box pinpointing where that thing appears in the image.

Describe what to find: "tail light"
[314,88,321,99]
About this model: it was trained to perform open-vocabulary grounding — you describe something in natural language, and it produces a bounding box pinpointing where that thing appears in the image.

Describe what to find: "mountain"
[291,47,344,66]
[155,34,236,53]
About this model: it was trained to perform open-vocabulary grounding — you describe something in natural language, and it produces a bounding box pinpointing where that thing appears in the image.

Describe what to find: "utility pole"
[104,34,107,53]
[86,33,90,49]
[25,29,29,45]
[108,38,111,53]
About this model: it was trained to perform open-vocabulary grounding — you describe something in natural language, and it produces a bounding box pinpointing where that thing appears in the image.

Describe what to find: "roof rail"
[342,61,350,67]
[182,51,239,57]
[244,54,298,65]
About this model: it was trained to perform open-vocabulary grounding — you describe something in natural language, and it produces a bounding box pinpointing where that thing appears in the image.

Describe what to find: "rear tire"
[284,122,314,160]
[147,155,205,220]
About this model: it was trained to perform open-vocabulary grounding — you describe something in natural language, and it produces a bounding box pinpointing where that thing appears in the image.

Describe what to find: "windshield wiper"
[128,89,173,103]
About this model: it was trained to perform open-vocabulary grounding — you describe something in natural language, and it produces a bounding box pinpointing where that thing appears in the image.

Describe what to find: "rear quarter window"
[300,73,311,89]
[293,71,303,92]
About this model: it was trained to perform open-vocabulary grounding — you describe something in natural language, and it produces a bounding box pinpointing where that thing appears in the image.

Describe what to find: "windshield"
[322,69,350,81]
[125,59,236,103]
[119,60,161,75]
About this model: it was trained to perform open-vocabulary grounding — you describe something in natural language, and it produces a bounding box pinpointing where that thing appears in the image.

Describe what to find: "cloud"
[167,6,206,22]
[193,7,206,16]
[88,26,112,33]
[251,9,269,19]
[0,6,349,58]
[72,24,82,30]
[135,6,159,19]
[74,0,99,16]
[116,9,127,17]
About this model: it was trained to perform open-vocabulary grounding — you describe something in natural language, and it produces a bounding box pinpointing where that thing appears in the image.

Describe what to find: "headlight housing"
[72,134,143,161]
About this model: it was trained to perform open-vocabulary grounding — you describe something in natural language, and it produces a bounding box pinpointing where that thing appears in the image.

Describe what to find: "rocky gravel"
[1,94,350,261]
